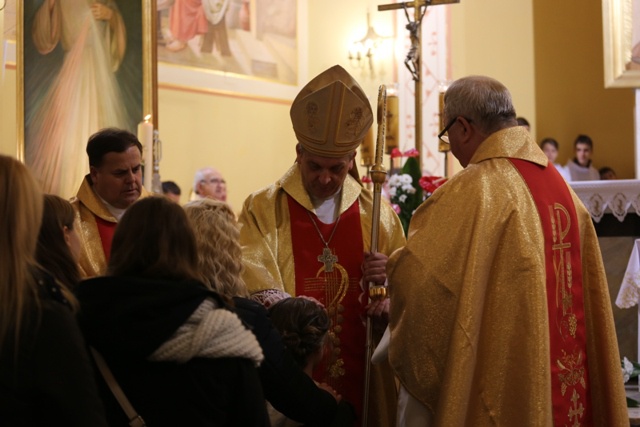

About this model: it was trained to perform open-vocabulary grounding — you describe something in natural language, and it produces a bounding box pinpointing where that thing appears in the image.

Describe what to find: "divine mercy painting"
[20,0,153,198]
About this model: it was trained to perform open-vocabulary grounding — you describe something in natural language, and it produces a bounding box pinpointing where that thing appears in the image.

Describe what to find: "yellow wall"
[450,0,535,132]
[533,0,635,178]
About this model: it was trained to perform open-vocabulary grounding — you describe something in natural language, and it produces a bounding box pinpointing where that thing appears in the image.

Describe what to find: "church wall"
[533,0,635,179]
[447,0,535,175]
[449,0,536,134]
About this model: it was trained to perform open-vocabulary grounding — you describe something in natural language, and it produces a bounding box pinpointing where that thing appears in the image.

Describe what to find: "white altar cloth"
[570,180,640,222]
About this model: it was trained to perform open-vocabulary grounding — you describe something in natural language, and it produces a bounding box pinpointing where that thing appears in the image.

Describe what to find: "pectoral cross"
[318,247,338,272]
[378,0,460,168]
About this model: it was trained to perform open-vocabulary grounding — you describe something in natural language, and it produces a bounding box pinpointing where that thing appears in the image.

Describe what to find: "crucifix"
[318,247,338,272]
[378,0,460,170]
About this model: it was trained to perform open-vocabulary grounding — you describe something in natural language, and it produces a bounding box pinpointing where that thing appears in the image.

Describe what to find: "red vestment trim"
[95,216,116,263]
[287,195,366,421]
[510,159,592,426]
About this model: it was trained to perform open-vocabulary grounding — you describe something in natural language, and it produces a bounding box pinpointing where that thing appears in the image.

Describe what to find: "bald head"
[194,167,227,202]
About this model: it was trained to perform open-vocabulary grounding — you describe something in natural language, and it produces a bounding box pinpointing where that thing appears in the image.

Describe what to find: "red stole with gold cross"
[287,195,367,421]
[510,159,592,426]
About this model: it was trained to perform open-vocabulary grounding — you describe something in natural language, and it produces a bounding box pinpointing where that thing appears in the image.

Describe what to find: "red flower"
[419,176,447,194]
[361,175,372,183]
[403,148,420,158]
[391,203,402,214]
[390,148,403,158]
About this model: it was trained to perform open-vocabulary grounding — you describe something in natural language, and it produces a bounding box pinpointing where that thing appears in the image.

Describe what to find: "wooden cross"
[318,247,338,272]
[378,0,460,169]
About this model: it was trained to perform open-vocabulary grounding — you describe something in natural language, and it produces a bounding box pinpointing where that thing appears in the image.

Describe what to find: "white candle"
[137,115,153,191]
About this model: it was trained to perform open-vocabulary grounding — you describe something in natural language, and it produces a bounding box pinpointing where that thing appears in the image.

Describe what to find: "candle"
[360,126,375,167]
[385,94,399,154]
[438,90,449,153]
[137,115,153,191]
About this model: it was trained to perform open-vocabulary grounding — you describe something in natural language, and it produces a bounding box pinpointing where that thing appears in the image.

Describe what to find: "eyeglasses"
[437,117,472,144]
[200,178,226,186]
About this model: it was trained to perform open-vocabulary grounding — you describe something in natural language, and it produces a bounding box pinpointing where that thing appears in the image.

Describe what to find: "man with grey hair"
[387,76,627,426]
[192,166,227,202]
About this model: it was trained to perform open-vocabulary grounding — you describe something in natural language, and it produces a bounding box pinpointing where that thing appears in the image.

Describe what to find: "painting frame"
[602,0,640,88]
[157,0,308,102]
[17,0,157,197]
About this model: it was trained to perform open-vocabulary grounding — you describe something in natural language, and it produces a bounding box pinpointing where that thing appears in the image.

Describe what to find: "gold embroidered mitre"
[290,65,373,158]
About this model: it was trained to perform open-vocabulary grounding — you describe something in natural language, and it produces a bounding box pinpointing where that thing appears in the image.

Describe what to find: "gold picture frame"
[156,0,307,102]
[17,0,157,198]
[602,0,640,87]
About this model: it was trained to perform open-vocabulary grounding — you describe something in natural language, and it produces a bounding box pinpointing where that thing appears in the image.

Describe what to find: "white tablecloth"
[617,240,640,309]
[570,180,640,222]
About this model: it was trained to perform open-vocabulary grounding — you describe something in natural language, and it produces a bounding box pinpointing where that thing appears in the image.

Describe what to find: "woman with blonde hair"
[184,198,340,426]
[0,155,107,426]
[184,198,248,297]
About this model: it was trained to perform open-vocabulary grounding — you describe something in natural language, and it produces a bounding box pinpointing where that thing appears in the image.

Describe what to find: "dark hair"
[86,128,143,167]
[516,117,530,127]
[269,298,330,368]
[162,181,181,196]
[574,134,593,149]
[599,166,616,179]
[36,195,80,295]
[107,196,200,280]
[540,137,559,150]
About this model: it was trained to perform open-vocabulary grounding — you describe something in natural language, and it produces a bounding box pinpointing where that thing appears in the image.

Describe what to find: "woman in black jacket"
[77,196,269,427]
[0,156,107,427]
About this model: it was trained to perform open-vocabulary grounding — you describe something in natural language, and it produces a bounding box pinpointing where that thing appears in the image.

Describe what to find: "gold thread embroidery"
[557,350,586,396]
[568,388,585,426]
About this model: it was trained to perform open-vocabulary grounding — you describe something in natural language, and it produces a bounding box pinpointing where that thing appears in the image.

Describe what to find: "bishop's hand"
[362,251,388,286]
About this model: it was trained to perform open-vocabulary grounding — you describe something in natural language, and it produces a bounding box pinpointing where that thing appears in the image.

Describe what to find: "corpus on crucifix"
[378,0,460,169]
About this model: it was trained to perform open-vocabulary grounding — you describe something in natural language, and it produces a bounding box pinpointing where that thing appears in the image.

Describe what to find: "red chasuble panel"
[95,216,116,262]
[287,195,367,421]
[510,159,592,426]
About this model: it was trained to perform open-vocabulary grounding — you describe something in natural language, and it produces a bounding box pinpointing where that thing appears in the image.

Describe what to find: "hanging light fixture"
[348,12,385,76]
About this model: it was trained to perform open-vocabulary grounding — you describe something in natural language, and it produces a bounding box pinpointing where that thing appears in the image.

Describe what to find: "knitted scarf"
[149,298,264,366]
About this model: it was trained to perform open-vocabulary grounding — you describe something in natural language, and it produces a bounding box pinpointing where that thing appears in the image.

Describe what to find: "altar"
[570,180,640,364]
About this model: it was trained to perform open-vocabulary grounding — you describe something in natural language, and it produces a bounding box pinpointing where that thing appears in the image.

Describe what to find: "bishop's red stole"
[287,195,367,422]
[510,159,592,426]
[95,215,116,262]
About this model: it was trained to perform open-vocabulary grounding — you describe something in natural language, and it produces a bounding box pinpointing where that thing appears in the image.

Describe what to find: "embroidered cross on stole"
[511,159,592,426]
[287,195,367,421]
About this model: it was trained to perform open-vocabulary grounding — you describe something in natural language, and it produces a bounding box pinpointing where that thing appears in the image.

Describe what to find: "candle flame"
[144,114,152,122]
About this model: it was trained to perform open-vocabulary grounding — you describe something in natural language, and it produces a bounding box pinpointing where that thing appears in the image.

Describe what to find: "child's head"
[269,297,330,369]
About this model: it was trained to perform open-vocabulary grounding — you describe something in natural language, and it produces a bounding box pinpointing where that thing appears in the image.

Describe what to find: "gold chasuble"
[239,164,406,426]
[71,175,150,278]
[388,127,628,427]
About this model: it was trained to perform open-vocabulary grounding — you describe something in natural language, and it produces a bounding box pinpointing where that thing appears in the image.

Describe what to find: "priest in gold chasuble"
[238,65,406,426]
[388,76,628,426]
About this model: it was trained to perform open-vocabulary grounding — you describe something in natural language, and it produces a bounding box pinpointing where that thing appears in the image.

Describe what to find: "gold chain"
[306,211,341,248]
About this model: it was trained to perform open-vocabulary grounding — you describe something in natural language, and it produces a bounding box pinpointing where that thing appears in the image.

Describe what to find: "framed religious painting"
[602,0,640,87]
[156,0,308,101]
[17,0,157,198]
